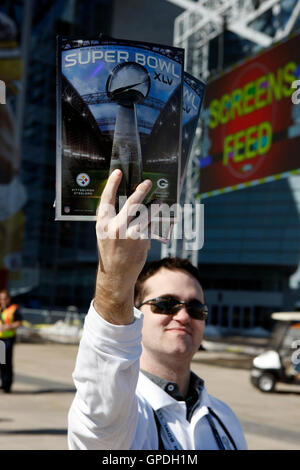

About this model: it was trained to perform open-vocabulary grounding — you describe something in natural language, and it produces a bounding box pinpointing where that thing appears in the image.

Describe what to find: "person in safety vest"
[0,289,23,393]
[68,171,247,450]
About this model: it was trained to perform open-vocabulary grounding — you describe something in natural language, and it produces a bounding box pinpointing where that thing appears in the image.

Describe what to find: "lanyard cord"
[207,407,238,450]
[153,411,167,450]
[154,409,183,450]
[154,407,237,450]
[206,413,226,450]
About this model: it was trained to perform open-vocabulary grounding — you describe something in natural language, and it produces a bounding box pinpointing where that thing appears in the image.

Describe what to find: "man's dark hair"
[134,257,203,306]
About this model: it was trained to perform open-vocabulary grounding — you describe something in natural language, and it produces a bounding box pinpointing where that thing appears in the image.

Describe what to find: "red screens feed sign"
[199,33,300,199]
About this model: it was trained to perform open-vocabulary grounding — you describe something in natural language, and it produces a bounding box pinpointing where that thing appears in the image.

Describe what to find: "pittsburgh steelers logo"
[76,173,90,187]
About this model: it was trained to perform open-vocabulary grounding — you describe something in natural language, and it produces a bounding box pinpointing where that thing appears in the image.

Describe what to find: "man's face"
[0,293,10,309]
[139,268,206,364]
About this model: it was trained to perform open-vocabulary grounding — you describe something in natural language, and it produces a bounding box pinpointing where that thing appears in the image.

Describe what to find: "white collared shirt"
[68,302,247,450]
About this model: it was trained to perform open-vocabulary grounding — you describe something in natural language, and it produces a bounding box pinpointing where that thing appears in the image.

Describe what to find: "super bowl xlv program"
[151,72,206,242]
[180,72,206,194]
[56,35,185,221]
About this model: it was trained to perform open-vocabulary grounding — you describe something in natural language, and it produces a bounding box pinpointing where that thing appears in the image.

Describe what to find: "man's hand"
[94,170,152,325]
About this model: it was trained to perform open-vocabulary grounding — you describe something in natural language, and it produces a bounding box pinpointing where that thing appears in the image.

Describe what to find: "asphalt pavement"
[0,340,299,450]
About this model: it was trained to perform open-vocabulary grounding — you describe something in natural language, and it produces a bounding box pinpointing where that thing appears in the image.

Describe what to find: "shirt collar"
[138,370,205,411]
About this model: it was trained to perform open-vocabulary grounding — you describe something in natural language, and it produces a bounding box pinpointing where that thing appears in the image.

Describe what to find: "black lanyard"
[207,407,238,450]
[153,407,237,450]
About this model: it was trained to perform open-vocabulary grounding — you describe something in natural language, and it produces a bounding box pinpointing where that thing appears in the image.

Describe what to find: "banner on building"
[198,32,300,199]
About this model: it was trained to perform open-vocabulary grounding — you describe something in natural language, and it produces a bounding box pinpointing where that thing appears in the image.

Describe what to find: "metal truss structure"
[161,0,300,264]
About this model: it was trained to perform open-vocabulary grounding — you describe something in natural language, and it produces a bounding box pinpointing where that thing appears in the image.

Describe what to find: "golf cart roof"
[271,312,300,322]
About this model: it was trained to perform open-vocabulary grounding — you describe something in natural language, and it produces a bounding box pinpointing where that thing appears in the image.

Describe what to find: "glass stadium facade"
[1,0,299,335]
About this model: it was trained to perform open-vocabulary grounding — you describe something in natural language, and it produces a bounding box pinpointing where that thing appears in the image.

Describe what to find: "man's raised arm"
[68,170,153,450]
[94,169,152,324]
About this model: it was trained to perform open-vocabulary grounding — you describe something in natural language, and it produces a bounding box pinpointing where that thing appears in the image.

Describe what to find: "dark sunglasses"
[137,296,208,321]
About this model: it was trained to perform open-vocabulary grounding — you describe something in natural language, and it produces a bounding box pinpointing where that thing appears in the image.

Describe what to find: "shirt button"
[167,384,175,392]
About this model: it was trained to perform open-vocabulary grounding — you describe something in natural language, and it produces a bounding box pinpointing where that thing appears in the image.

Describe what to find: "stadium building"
[162,0,300,336]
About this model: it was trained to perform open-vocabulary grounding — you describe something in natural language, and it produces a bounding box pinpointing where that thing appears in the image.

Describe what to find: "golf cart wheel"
[257,373,276,393]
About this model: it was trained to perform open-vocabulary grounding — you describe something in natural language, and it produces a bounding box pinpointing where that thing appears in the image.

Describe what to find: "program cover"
[56,36,184,220]
[180,72,206,194]
[151,72,206,243]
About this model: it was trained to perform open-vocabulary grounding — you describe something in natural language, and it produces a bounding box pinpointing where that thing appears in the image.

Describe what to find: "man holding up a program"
[68,170,247,450]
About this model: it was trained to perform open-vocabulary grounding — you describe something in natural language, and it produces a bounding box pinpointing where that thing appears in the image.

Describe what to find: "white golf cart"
[250,312,300,392]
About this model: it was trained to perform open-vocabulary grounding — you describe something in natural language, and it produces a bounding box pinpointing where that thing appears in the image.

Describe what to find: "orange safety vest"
[0,304,18,339]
